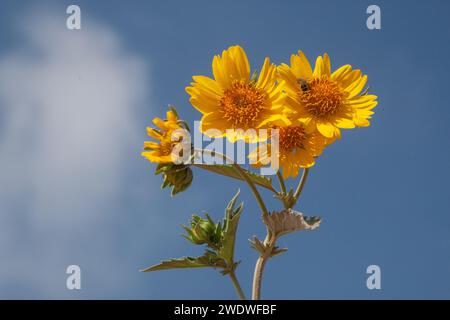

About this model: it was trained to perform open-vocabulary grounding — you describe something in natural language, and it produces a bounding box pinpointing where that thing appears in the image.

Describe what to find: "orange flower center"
[277,125,307,152]
[299,78,345,118]
[160,140,174,156]
[220,82,266,127]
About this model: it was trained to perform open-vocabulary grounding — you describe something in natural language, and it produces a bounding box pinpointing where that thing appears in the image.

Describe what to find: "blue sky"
[0,0,449,299]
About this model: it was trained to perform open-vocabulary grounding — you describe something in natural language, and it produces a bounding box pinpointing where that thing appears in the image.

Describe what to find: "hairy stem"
[293,168,310,207]
[252,235,276,300]
[276,171,289,209]
[194,149,269,216]
[231,163,269,216]
[252,257,267,300]
[276,171,287,195]
[229,271,247,300]
[252,169,311,299]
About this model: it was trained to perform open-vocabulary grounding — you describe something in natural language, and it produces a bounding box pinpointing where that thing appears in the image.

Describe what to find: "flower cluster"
[140,45,378,300]
[143,45,377,179]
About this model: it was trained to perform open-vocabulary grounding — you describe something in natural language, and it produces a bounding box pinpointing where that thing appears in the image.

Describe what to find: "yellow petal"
[354,116,370,127]
[298,116,316,133]
[212,55,231,89]
[256,58,276,90]
[191,76,223,97]
[322,53,331,77]
[188,94,218,114]
[166,110,178,122]
[313,55,323,78]
[222,48,240,81]
[144,141,160,149]
[317,121,337,138]
[146,127,162,140]
[333,117,355,129]
[296,149,315,168]
[152,117,167,129]
[200,112,228,135]
[331,64,352,82]
[258,114,291,127]
[229,45,250,81]
[277,64,300,94]
[345,75,368,99]
[338,69,362,91]
[290,50,313,79]
[347,95,378,110]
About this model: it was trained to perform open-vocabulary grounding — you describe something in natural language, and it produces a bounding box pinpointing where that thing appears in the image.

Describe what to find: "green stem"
[229,271,247,300]
[231,163,269,216]
[276,171,289,209]
[292,168,310,207]
[195,149,269,216]
[276,171,287,195]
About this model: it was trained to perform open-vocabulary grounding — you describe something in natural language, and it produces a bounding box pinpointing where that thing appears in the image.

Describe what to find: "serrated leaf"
[141,253,226,272]
[263,209,321,239]
[193,164,273,191]
[218,190,243,265]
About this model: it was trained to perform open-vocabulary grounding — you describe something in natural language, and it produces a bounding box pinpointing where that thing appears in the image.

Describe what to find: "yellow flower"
[186,45,289,142]
[142,109,184,163]
[278,51,378,139]
[249,118,330,179]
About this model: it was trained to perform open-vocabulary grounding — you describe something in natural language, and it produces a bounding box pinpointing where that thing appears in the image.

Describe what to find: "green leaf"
[218,190,243,265]
[155,163,172,175]
[141,252,226,272]
[193,164,273,191]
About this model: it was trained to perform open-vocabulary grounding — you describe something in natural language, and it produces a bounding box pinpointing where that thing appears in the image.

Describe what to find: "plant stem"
[252,169,311,299]
[252,235,276,300]
[195,149,269,216]
[229,271,247,300]
[276,171,287,195]
[252,257,267,300]
[276,171,289,209]
[231,163,269,216]
[293,168,310,207]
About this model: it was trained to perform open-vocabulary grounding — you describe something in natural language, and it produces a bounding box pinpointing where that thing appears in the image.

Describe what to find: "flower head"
[186,45,289,142]
[278,51,378,139]
[249,118,330,179]
[142,107,185,164]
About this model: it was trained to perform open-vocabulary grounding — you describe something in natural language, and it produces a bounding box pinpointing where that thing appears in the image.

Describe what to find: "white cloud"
[0,11,151,297]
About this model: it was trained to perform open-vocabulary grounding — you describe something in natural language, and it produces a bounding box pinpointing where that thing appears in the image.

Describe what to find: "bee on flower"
[278,51,378,139]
